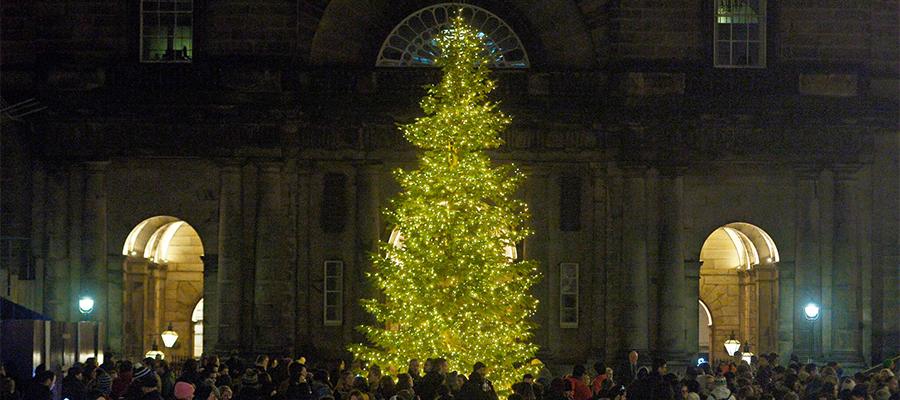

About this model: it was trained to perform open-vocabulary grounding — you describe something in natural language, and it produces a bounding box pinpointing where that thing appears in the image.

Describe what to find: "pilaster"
[216,161,244,352]
[778,261,795,364]
[684,260,702,361]
[621,166,649,355]
[657,168,686,361]
[83,161,109,348]
[755,263,779,355]
[253,161,295,354]
[201,255,219,355]
[831,165,863,362]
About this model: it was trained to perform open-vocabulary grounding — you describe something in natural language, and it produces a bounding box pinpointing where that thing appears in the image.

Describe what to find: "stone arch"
[699,222,780,364]
[308,0,595,68]
[122,216,205,359]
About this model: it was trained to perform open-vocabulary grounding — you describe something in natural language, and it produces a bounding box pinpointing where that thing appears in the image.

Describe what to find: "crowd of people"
[1,350,898,400]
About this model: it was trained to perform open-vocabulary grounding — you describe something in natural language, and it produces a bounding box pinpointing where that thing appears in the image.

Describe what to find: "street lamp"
[145,342,165,360]
[804,302,820,363]
[78,296,94,314]
[805,303,820,321]
[161,323,179,348]
[741,343,754,364]
[724,330,741,357]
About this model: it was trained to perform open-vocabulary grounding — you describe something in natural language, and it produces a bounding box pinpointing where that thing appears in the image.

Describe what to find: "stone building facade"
[1,0,898,369]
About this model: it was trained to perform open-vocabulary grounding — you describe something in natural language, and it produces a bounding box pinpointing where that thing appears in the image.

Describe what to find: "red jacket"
[565,377,592,400]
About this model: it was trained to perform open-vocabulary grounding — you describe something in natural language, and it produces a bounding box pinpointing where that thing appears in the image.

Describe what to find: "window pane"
[733,22,748,40]
[326,263,337,277]
[325,307,337,321]
[562,309,576,324]
[326,277,338,290]
[328,292,341,305]
[748,23,760,40]
[734,41,749,65]
[748,42,761,66]
[160,0,175,11]
[562,294,576,308]
[716,42,731,65]
[177,0,192,11]
[717,23,732,41]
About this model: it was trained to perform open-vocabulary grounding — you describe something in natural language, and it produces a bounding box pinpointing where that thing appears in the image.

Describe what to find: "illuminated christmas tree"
[349,17,541,392]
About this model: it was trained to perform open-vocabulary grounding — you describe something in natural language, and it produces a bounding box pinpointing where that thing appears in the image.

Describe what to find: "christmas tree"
[349,17,541,392]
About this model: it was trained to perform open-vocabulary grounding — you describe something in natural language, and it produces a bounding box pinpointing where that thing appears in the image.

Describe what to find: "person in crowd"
[21,371,55,400]
[415,358,448,400]
[219,386,233,400]
[706,376,735,400]
[174,382,195,400]
[617,351,641,388]
[3,374,21,400]
[563,365,591,400]
[62,364,87,400]
[405,361,421,386]
[589,363,607,396]
[156,360,175,400]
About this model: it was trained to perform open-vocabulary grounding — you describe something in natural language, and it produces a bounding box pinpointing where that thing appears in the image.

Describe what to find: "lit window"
[141,0,193,62]
[714,0,765,68]
[376,3,529,68]
[324,261,343,326]
[192,298,203,358]
[560,263,578,328]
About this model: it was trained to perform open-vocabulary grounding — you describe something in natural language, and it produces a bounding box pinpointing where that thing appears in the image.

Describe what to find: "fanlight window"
[376,3,529,68]
[714,0,765,67]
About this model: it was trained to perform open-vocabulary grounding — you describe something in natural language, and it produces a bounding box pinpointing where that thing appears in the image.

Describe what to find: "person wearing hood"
[705,377,735,400]
[21,371,56,400]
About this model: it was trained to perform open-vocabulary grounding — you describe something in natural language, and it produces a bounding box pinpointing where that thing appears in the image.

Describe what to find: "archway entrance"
[122,216,204,360]
[699,222,779,364]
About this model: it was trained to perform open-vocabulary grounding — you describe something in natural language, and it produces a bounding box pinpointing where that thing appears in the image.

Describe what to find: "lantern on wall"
[78,296,95,314]
[145,342,165,359]
[161,323,179,348]
[724,330,741,356]
[741,343,754,364]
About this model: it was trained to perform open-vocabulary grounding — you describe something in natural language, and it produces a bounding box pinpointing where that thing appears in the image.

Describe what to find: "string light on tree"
[349,16,541,394]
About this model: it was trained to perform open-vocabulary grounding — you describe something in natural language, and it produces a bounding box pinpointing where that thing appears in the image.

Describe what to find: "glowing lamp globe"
[741,344,754,364]
[161,323,178,348]
[145,343,165,360]
[78,297,94,314]
[804,303,820,321]
[724,330,741,356]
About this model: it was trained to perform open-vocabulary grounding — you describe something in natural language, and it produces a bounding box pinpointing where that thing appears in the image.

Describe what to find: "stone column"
[657,169,686,360]
[756,263,779,355]
[201,255,219,355]
[794,167,821,359]
[106,254,126,353]
[253,161,295,354]
[295,166,313,354]
[83,162,109,346]
[590,163,608,358]
[832,166,862,361]
[684,261,702,361]
[621,167,649,354]
[216,162,243,351]
[355,164,381,326]
[46,172,71,321]
[778,262,796,364]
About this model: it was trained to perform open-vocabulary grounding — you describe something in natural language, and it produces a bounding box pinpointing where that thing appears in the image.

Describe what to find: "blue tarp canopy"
[0,297,51,320]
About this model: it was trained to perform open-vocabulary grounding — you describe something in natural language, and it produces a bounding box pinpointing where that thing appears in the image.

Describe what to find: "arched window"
[376,3,529,68]
[192,299,203,358]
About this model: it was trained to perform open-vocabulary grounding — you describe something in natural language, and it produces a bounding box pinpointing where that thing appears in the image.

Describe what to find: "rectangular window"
[714,0,765,68]
[324,260,343,326]
[559,176,582,231]
[559,263,579,328]
[141,0,193,62]
[321,173,347,234]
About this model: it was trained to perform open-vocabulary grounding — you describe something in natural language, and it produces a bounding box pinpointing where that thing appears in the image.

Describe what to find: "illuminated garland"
[349,17,541,394]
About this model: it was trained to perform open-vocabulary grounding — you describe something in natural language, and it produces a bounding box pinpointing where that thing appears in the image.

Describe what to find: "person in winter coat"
[706,377,735,400]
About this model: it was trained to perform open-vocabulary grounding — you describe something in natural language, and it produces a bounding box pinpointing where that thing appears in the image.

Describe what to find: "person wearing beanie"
[705,376,735,400]
[174,382,195,400]
[92,371,113,400]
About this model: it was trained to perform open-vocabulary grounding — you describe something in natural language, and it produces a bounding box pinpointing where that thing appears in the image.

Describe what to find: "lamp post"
[804,302,820,363]
[724,330,741,357]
